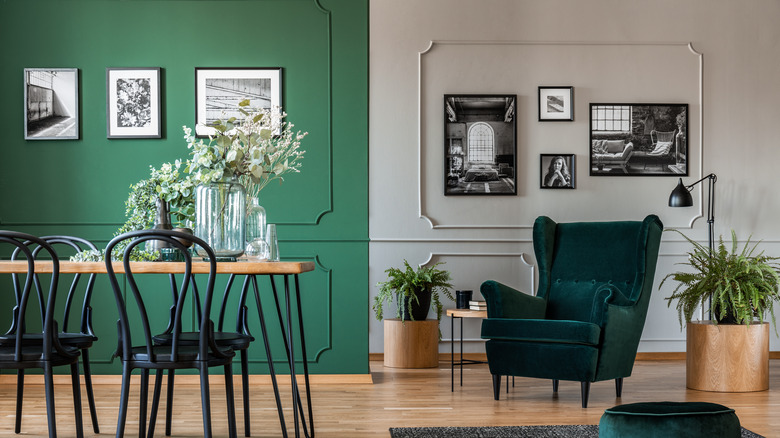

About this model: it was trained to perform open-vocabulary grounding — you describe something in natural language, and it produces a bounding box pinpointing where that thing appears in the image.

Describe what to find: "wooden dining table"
[0,259,317,438]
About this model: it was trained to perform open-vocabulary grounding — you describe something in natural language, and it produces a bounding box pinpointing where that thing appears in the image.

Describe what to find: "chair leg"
[43,363,56,438]
[552,379,559,393]
[70,362,84,438]
[15,369,23,434]
[147,370,164,438]
[225,364,238,438]
[580,381,591,408]
[81,350,100,434]
[615,377,623,398]
[199,365,213,438]
[240,350,250,437]
[492,374,501,400]
[166,369,175,436]
[116,362,132,438]
[139,369,150,438]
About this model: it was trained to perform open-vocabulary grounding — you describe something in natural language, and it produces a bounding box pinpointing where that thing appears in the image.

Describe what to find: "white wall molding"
[417,40,705,230]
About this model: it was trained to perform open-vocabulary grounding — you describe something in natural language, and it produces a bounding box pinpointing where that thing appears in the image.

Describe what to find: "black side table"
[446,308,488,391]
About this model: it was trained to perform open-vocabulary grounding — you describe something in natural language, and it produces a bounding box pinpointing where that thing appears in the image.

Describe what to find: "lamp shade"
[668,178,693,207]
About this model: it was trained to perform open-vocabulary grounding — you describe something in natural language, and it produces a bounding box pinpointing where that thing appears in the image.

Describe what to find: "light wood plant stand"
[686,321,769,392]
[383,319,439,368]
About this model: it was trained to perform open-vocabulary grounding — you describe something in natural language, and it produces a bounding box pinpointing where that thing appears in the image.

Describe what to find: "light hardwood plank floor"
[0,359,778,437]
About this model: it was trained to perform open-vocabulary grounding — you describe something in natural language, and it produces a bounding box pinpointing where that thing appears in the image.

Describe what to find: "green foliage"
[70,161,194,262]
[373,260,454,324]
[183,99,307,201]
[662,229,780,331]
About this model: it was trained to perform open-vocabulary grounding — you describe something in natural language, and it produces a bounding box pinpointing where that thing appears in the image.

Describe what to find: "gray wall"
[369,0,780,354]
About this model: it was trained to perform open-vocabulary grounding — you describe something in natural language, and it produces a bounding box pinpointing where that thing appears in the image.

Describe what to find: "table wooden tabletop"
[0,260,315,275]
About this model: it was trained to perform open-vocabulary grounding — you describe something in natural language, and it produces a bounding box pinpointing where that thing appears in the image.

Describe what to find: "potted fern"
[661,229,780,392]
[373,260,454,323]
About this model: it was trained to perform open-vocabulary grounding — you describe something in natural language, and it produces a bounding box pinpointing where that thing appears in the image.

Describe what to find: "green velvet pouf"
[599,402,741,438]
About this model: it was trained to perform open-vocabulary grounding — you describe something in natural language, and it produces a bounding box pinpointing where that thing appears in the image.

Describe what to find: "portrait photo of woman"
[540,154,575,189]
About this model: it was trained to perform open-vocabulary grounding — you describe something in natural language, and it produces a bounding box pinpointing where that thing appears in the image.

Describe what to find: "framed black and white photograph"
[540,154,575,189]
[24,68,79,140]
[444,94,517,196]
[590,103,688,176]
[538,86,573,121]
[106,68,161,138]
[195,67,282,137]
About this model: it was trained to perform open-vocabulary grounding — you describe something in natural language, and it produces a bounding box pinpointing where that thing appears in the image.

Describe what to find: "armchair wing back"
[480,215,663,407]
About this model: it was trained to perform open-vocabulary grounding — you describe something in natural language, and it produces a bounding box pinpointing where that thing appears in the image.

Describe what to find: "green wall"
[0,0,368,374]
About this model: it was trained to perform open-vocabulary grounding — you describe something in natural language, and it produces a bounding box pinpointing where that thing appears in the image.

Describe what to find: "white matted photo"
[540,154,575,189]
[195,67,282,137]
[538,86,573,121]
[106,67,161,138]
[24,68,79,140]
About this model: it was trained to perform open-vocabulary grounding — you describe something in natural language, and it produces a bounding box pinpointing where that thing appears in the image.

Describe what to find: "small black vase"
[399,287,432,321]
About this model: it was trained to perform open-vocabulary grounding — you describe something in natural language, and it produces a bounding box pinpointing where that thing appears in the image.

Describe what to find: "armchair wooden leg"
[492,374,501,400]
[580,381,591,408]
[615,378,623,398]
[552,379,559,393]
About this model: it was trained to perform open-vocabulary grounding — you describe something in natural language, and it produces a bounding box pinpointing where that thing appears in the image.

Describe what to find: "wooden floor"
[1,359,779,437]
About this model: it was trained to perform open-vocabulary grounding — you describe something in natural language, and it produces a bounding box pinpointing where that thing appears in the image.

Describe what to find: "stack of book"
[469,300,487,311]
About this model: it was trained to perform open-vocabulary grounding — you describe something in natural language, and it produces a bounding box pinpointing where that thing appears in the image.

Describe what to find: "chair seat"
[0,333,96,348]
[127,345,235,365]
[0,345,80,365]
[481,318,601,346]
[152,331,252,349]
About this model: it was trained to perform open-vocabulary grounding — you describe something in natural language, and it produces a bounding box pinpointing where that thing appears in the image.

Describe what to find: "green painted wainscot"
[0,0,369,375]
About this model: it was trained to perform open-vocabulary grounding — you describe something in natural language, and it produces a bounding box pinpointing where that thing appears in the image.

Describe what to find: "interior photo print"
[590,103,688,176]
[444,94,517,195]
[24,68,79,140]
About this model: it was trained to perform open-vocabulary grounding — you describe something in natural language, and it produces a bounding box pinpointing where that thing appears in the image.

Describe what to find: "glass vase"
[194,176,246,260]
[244,197,269,260]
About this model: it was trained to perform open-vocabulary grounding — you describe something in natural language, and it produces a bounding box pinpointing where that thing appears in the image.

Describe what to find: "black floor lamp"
[668,173,717,255]
[668,173,717,319]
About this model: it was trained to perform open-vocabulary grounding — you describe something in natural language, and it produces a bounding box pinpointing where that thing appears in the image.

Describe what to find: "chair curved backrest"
[27,236,98,337]
[104,229,219,362]
[1,231,62,361]
[533,215,663,322]
[650,129,676,146]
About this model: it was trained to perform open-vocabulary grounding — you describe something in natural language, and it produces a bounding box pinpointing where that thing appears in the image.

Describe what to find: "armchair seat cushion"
[481,318,601,346]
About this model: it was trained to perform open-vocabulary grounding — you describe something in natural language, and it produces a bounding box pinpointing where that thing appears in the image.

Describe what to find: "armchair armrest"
[620,142,634,160]
[590,283,634,326]
[480,280,546,319]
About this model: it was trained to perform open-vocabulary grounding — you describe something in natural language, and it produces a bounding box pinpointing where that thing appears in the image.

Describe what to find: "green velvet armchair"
[480,215,663,408]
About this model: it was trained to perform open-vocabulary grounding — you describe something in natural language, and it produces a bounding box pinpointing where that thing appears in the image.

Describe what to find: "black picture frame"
[444,94,517,196]
[540,154,575,189]
[538,86,573,121]
[589,103,688,176]
[106,67,161,139]
[195,67,282,137]
[24,68,79,140]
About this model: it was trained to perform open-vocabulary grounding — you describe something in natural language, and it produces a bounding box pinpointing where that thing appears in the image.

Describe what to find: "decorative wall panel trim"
[417,40,704,230]
[422,251,536,296]
[248,254,333,365]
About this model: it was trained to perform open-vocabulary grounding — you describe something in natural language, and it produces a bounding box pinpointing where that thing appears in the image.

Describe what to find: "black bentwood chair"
[7,236,101,433]
[152,273,259,437]
[0,231,84,438]
[105,230,237,438]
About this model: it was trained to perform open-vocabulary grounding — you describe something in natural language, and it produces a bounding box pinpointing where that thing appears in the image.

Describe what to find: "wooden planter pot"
[383,319,439,368]
[686,321,769,392]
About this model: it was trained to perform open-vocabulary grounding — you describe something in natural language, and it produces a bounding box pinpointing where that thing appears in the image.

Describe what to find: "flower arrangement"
[70,161,195,262]
[183,99,307,200]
